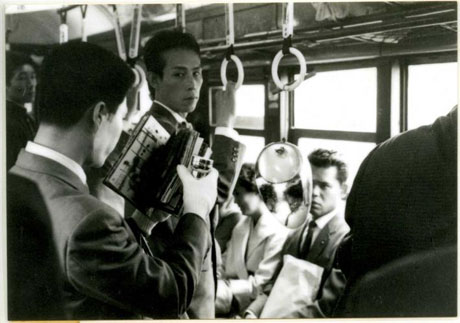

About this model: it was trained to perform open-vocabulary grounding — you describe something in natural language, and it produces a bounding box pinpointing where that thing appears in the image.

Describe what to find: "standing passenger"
[139,30,246,319]
[9,42,219,319]
[6,51,37,170]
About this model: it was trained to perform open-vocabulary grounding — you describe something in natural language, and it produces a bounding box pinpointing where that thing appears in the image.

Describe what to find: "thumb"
[176,165,192,183]
[207,167,219,182]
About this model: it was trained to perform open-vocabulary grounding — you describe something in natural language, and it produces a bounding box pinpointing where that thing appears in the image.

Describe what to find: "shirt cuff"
[131,210,157,236]
[215,127,240,142]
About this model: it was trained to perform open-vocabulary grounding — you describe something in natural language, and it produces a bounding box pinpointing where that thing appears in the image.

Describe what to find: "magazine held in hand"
[104,115,212,217]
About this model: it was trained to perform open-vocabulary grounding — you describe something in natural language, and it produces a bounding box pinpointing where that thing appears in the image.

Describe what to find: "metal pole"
[201,12,457,54]
[176,4,186,32]
[199,3,457,47]
[129,4,142,59]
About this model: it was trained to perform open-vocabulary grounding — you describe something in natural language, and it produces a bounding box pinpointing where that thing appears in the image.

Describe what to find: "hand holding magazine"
[104,115,212,217]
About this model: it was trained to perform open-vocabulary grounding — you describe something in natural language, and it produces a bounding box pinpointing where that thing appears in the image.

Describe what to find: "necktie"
[300,221,317,260]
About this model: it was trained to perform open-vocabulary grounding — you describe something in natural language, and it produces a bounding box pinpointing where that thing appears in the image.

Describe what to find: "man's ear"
[340,182,349,200]
[92,101,108,128]
[147,71,161,89]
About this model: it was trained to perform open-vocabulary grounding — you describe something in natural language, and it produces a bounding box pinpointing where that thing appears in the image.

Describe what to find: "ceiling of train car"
[6,2,458,66]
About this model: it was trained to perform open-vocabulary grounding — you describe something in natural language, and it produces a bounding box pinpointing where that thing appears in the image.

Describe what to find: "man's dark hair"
[143,30,200,78]
[308,148,348,184]
[236,163,258,194]
[6,51,35,86]
[38,42,134,128]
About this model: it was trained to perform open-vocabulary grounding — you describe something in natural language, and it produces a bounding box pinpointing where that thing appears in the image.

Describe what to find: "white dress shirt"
[25,141,87,184]
[154,100,240,142]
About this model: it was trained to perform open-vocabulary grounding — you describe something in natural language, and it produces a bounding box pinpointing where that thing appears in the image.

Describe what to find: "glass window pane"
[408,62,458,130]
[210,85,265,129]
[240,135,265,164]
[297,138,376,187]
[294,68,377,132]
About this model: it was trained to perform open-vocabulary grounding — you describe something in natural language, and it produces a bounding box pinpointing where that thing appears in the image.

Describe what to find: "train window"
[297,138,375,186]
[240,135,265,164]
[293,68,377,132]
[407,62,458,130]
[209,84,265,130]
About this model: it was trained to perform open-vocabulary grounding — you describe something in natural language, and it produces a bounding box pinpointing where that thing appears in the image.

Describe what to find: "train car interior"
[3,1,458,320]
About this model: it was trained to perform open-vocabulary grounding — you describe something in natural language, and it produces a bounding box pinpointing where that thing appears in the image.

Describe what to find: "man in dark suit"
[9,42,219,319]
[335,107,457,317]
[248,149,350,318]
[138,30,246,319]
[7,173,66,320]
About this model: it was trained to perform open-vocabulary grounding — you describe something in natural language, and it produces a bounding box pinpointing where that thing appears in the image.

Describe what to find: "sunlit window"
[297,138,375,187]
[210,84,265,129]
[240,135,265,164]
[294,68,377,132]
[408,62,458,130]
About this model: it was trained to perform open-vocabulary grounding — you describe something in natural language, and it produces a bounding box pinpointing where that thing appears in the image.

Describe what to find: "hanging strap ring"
[271,47,306,92]
[132,64,146,88]
[220,55,244,90]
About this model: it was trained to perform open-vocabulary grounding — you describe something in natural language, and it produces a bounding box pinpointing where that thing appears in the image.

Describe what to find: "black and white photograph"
[1,1,458,321]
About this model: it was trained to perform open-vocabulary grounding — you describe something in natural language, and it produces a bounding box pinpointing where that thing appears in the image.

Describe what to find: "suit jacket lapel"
[148,102,180,135]
[14,150,89,194]
[295,222,309,257]
[307,214,341,262]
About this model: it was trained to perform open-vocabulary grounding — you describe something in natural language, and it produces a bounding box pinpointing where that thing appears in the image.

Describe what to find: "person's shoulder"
[327,214,350,241]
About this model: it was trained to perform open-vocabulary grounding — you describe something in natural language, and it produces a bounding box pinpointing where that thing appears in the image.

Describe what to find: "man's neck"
[33,124,90,167]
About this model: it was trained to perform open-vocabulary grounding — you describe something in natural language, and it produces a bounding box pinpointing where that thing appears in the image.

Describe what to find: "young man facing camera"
[248,149,350,318]
[9,42,218,320]
[139,30,246,319]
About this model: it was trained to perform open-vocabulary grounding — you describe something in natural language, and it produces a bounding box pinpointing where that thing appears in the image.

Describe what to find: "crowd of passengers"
[6,29,457,320]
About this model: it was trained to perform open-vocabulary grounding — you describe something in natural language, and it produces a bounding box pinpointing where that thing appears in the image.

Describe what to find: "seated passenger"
[248,149,350,318]
[6,51,37,170]
[9,42,218,320]
[216,164,288,317]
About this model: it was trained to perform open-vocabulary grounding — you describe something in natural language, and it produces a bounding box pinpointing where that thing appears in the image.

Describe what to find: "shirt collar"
[25,141,87,184]
[312,209,337,230]
[154,100,187,124]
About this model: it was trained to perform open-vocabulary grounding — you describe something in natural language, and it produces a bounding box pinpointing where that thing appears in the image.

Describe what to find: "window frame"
[208,79,268,148]
[287,58,389,145]
[400,52,457,132]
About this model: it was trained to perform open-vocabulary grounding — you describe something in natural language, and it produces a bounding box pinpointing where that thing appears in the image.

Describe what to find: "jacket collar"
[306,213,344,261]
[153,100,187,124]
[14,149,89,194]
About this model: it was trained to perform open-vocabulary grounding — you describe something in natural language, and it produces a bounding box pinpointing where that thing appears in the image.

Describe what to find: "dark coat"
[335,107,457,317]
[339,107,457,283]
[10,150,209,319]
[6,100,36,170]
[7,173,66,320]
